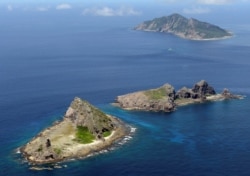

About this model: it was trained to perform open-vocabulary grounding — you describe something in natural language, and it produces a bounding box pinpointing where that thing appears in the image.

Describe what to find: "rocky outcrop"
[134,13,232,40]
[221,88,241,99]
[114,80,242,112]
[176,80,216,100]
[21,97,128,164]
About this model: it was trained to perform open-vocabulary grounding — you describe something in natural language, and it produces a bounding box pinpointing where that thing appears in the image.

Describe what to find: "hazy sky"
[0,0,249,24]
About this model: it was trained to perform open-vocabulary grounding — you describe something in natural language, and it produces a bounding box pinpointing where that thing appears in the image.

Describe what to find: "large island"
[21,97,129,165]
[134,13,232,40]
[113,80,242,112]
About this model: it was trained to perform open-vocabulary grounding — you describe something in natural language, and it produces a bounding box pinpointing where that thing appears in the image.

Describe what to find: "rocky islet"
[21,97,129,164]
[114,80,242,112]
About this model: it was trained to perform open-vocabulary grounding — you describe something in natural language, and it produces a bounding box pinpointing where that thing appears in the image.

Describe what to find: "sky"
[0,0,249,24]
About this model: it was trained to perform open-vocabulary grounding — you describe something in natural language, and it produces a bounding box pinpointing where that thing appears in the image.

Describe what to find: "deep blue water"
[1,13,250,175]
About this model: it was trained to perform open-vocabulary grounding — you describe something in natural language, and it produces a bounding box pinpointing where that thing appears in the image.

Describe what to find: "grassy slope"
[144,87,166,100]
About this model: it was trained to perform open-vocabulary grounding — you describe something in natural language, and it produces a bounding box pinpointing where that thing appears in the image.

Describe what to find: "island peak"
[21,97,128,164]
[134,13,232,40]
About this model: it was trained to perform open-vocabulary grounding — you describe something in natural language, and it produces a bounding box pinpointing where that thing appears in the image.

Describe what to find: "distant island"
[21,97,129,165]
[134,13,232,40]
[113,80,242,112]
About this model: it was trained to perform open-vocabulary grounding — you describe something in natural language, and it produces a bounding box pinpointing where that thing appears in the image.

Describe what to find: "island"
[20,97,129,164]
[113,80,242,112]
[134,13,232,40]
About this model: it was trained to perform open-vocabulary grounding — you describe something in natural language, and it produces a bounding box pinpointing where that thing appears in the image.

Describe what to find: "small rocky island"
[134,13,232,40]
[113,80,242,112]
[21,97,128,164]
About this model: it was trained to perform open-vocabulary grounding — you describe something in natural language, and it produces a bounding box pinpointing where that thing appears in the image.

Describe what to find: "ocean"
[1,13,250,175]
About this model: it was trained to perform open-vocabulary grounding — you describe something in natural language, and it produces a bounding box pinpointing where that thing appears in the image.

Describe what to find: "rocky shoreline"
[20,97,130,165]
[139,29,233,41]
[114,80,242,112]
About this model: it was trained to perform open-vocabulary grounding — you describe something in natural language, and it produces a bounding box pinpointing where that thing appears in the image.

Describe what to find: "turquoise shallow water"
[1,13,250,175]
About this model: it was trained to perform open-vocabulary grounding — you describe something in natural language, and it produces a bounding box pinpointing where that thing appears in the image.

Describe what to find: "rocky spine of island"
[114,80,242,112]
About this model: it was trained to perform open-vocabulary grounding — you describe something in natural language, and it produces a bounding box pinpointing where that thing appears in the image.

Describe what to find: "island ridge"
[113,80,242,112]
[134,13,232,40]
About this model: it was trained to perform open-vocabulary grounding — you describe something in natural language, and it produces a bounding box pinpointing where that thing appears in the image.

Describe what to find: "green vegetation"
[70,98,114,141]
[103,131,112,137]
[75,126,95,144]
[54,148,62,155]
[194,21,230,38]
[144,88,166,100]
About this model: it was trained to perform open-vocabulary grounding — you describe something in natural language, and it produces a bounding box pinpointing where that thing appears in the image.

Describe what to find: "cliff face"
[134,13,232,40]
[21,97,127,164]
[114,80,241,112]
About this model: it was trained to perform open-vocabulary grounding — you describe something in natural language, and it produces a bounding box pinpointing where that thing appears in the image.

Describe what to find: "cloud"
[82,6,141,16]
[37,6,50,12]
[82,7,113,16]
[183,6,211,14]
[157,0,250,5]
[56,3,72,10]
[7,5,13,11]
[155,0,179,3]
[196,0,233,5]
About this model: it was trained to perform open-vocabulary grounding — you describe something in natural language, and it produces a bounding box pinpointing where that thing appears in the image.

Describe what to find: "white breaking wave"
[82,125,137,160]
[15,148,21,154]
[130,127,137,133]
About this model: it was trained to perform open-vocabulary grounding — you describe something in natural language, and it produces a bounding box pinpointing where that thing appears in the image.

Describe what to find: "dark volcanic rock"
[176,87,193,99]
[176,80,216,100]
[191,80,216,98]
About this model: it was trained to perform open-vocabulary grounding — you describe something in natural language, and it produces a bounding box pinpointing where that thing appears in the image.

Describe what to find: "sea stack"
[21,97,128,164]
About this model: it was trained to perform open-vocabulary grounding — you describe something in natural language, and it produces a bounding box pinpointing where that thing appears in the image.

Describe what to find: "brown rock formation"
[221,88,241,99]
[114,84,176,112]
[65,98,115,139]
